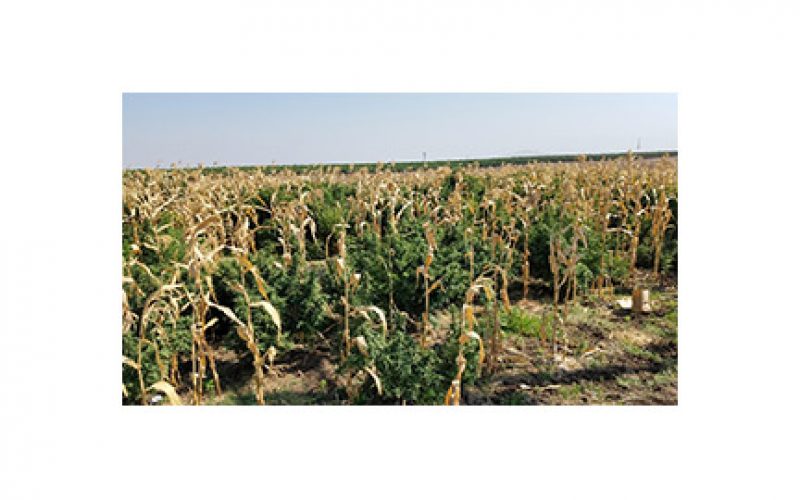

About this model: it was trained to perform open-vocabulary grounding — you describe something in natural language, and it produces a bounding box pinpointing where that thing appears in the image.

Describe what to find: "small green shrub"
[500,306,555,340]
[343,322,445,405]
[501,306,540,336]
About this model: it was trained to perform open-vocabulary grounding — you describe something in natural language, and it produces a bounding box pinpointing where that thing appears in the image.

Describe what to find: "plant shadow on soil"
[205,346,347,405]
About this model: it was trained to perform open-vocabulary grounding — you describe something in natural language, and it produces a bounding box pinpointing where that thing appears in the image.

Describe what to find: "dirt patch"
[207,346,345,405]
[460,287,678,405]
[611,328,654,346]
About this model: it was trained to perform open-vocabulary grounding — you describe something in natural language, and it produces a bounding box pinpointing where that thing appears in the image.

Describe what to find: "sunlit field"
[123,153,677,405]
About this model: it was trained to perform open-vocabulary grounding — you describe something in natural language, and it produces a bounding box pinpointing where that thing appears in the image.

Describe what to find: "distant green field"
[189,150,678,175]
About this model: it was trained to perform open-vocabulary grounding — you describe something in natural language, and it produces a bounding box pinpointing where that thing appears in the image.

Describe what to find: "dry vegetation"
[122,153,677,405]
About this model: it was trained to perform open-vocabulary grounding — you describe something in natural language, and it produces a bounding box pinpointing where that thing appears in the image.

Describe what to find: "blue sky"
[122,93,677,167]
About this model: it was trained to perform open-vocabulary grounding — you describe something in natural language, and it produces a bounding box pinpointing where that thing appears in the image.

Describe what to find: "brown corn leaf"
[364,365,383,396]
[207,301,246,328]
[149,380,182,405]
[369,306,388,337]
[252,300,282,334]
[266,345,277,366]
[122,356,140,370]
[464,331,485,365]
[354,335,369,356]
[463,304,475,330]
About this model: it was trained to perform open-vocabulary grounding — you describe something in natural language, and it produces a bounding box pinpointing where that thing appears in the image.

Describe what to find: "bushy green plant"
[499,306,556,341]
[341,321,445,405]
[500,306,540,337]
[342,307,488,405]
[253,252,331,348]
[435,306,482,387]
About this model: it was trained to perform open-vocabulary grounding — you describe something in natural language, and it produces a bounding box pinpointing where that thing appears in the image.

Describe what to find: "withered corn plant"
[416,222,442,347]
[649,186,674,278]
[444,277,490,405]
[123,154,677,405]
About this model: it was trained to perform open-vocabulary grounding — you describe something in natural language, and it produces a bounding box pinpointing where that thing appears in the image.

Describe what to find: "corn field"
[122,153,678,405]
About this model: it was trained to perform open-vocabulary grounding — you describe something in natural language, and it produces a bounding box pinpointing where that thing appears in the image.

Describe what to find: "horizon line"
[122,148,678,170]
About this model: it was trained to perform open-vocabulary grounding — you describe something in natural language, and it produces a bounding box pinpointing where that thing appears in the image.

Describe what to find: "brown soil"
[463,288,678,405]
[207,346,345,405]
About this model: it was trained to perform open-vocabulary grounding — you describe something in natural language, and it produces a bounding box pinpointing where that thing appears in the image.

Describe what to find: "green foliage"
[254,252,331,347]
[122,336,162,403]
[342,322,445,405]
[342,307,485,405]
[373,332,446,404]
[312,197,347,243]
[575,262,594,291]
[123,156,677,405]
[526,218,556,282]
[501,306,540,337]
[604,252,630,284]
[500,306,555,341]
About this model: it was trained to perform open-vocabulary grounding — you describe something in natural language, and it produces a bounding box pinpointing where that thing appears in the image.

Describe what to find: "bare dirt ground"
[463,290,678,405]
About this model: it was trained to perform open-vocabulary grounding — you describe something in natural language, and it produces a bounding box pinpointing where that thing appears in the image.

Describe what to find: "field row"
[122,155,678,405]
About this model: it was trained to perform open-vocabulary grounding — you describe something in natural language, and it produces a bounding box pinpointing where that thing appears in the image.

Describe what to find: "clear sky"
[122,93,677,168]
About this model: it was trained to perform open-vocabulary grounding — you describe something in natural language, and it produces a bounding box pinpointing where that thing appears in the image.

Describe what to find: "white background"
[1,1,799,499]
